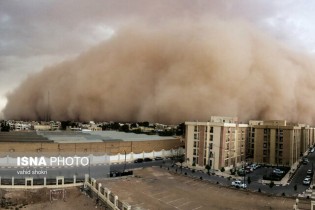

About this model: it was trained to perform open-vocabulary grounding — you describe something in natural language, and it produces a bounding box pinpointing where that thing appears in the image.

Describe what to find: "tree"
[205,164,211,175]
[220,167,225,172]
[120,124,130,132]
[247,176,251,185]
[269,181,274,188]
[177,154,185,173]
[0,121,10,132]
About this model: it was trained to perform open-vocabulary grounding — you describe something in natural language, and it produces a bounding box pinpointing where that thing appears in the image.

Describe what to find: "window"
[209,143,213,149]
[263,150,267,155]
[194,133,199,140]
[264,129,267,134]
[280,144,283,149]
[193,149,197,155]
[193,141,197,147]
[210,135,213,141]
[279,151,283,157]
[225,160,229,167]
[194,126,198,132]
[210,127,213,133]
[263,143,267,148]
[279,136,283,142]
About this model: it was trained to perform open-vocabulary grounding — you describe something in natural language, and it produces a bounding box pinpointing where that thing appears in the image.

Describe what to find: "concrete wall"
[0,138,183,156]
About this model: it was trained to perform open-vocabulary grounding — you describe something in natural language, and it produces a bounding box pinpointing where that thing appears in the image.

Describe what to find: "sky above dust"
[1,1,315,124]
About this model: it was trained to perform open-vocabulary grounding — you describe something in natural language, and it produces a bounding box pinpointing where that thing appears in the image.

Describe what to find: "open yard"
[99,167,308,210]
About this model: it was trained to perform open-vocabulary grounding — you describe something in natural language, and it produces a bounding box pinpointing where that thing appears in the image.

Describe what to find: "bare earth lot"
[0,187,97,210]
[100,167,304,210]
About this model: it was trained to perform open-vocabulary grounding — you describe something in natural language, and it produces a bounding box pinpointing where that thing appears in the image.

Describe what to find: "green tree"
[247,176,251,185]
[269,181,274,188]
[205,164,211,174]
[0,122,10,132]
[220,167,225,172]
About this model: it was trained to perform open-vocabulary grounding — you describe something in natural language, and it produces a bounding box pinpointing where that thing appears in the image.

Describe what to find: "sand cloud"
[4,18,315,124]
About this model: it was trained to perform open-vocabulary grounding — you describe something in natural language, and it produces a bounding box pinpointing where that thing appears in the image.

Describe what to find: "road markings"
[152,191,167,196]
[176,201,191,207]
[192,206,203,210]
[167,198,184,204]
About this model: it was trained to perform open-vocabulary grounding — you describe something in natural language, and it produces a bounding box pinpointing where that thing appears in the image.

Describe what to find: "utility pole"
[123,150,127,172]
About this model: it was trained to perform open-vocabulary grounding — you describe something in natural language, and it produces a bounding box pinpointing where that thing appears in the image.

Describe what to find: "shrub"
[282,192,285,196]
[230,168,236,175]
[184,172,187,175]
[247,176,251,185]
[220,167,225,172]
[200,176,203,180]
[269,181,275,188]
[258,188,261,193]
[192,162,196,167]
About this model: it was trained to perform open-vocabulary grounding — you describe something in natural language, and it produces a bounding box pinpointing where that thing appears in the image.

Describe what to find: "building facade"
[185,116,247,170]
[247,120,263,159]
[253,120,302,166]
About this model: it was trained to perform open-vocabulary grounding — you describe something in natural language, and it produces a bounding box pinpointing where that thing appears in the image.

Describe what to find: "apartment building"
[253,120,302,166]
[185,116,248,170]
[247,120,263,159]
[300,125,315,153]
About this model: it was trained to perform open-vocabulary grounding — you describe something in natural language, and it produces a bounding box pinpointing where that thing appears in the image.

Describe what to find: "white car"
[273,169,284,174]
[231,180,247,188]
[303,177,311,185]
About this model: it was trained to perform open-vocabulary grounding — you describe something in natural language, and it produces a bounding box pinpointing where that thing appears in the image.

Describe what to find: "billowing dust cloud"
[4,19,315,124]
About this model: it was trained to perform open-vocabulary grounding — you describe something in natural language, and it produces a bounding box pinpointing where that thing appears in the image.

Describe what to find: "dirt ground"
[99,167,309,210]
[0,187,99,210]
[0,167,311,210]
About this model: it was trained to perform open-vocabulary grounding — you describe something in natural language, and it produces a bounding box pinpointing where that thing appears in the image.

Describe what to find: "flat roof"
[37,130,177,143]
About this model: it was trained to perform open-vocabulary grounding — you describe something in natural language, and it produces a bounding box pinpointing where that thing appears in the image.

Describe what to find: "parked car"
[303,158,309,165]
[231,180,247,189]
[245,166,253,173]
[307,169,313,175]
[154,157,164,161]
[134,158,144,163]
[303,177,311,185]
[273,168,284,174]
[144,157,153,162]
[250,164,261,170]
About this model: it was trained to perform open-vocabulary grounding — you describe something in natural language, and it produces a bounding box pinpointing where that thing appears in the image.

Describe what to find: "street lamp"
[123,150,127,173]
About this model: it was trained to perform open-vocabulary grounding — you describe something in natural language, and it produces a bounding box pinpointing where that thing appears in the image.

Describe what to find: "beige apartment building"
[300,125,315,153]
[253,120,303,166]
[247,120,263,159]
[185,116,247,170]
